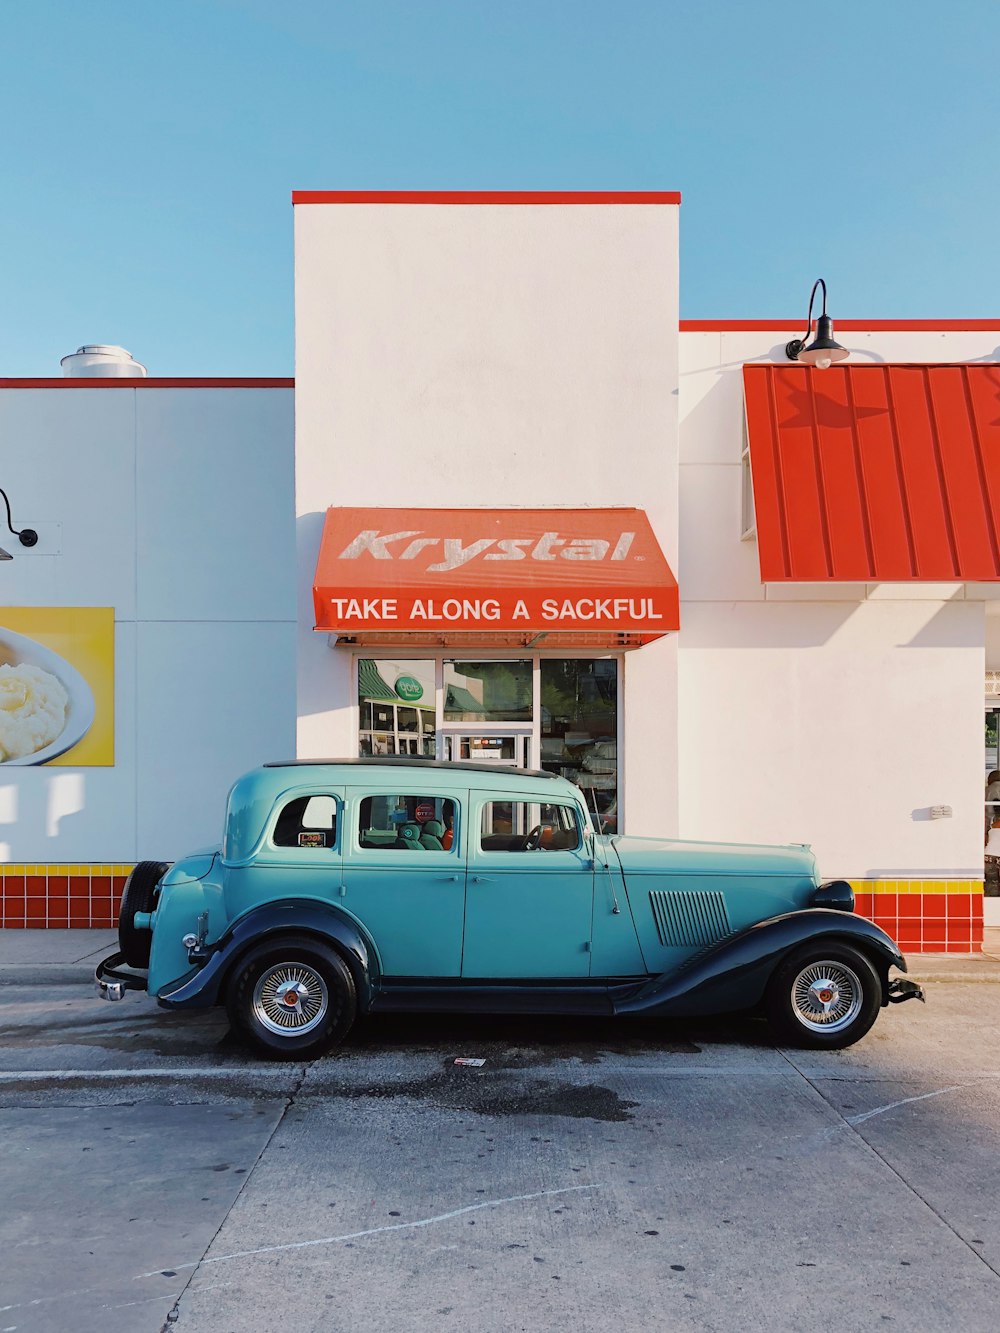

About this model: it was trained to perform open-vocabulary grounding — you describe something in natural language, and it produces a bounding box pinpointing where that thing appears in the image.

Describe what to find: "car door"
[340,786,466,978]
[462,792,595,979]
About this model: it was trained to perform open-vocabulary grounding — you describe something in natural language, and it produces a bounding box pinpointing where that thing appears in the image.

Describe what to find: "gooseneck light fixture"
[0,488,38,561]
[785,278,849,369]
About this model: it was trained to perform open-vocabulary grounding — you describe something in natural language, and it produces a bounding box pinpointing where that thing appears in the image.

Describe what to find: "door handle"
[471,876,495,884]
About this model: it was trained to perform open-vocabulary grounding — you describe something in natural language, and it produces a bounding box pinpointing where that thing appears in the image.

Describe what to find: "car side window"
[480,800,582,852]
[358,794,458,852]
[272,794,338,848]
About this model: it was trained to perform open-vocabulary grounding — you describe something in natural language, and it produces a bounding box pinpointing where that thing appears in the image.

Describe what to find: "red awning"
[743,364,1000,582]
[313,507,678,647]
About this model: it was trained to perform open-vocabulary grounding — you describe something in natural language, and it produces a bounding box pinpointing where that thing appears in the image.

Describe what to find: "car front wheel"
[227,935,357,1060]
[765,942,882,1049]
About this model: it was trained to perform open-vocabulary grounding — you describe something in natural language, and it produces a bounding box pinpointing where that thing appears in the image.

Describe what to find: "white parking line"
[135,1183,606,1276]
[845,1084,967,1125]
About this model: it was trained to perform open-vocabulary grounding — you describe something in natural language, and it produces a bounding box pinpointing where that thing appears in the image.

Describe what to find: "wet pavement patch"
[309,1065,640,1121]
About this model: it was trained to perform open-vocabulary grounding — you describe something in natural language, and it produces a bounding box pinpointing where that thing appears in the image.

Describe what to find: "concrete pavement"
[3,928,1000,1332]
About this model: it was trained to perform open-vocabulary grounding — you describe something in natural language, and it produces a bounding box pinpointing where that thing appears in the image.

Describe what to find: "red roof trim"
[0,378,294,389]
[292,190,681,206]
[682,319,1000,332]
[743,364,1000,582]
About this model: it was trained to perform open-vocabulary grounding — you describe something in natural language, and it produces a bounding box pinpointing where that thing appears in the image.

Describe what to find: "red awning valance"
[312,507,678,646]
[743,364,1000,582]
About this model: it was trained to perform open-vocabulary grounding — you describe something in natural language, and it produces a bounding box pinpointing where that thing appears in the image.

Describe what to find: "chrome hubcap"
[253,963,328,1036]
[791,961,863,1033]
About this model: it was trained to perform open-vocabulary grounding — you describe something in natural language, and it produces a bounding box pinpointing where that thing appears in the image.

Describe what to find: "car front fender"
[613,909,906,1019]
[155,899,379,1013]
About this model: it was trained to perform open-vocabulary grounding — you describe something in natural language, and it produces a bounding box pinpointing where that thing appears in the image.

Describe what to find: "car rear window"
[272,794,338,848]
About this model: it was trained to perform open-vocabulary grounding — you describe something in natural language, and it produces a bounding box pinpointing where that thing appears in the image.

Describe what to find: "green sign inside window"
[395,675,424,702]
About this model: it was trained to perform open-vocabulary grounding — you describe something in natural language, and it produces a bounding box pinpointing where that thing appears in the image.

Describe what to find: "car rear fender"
[154,899,379,1012]
[613,910,905,1019]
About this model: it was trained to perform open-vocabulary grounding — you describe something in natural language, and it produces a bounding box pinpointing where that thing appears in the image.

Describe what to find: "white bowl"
[0,627,97,766]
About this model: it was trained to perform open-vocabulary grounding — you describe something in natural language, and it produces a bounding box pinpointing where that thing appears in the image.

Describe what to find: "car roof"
[263,757,561,781]
[224,759,584,861]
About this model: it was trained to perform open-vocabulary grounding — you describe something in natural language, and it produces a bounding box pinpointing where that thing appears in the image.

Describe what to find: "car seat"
[419,819,445,850]
[395,821,426,850]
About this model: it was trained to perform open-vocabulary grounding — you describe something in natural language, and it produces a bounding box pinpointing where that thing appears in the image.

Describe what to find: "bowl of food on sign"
[0,628,96,765]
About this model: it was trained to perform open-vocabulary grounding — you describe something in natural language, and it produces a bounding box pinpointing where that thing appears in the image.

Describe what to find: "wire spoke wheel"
[766,942,882,1049]
[252,962,329,1036]
[228,935,358,1060]
[790,960,863,1033]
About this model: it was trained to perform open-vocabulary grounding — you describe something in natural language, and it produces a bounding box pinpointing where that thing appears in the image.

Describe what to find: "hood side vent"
[649,890,732,948]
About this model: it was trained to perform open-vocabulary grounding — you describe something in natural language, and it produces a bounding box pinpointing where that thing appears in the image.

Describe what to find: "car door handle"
[471,876,495,884]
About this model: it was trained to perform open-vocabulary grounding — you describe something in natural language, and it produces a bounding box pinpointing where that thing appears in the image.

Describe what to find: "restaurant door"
[442,730,532,768]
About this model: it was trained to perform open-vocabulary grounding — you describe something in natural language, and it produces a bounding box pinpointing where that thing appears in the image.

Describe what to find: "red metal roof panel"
[743,364,1000,581]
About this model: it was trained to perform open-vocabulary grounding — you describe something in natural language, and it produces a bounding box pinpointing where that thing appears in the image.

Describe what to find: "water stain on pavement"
[312,1063,640,1121]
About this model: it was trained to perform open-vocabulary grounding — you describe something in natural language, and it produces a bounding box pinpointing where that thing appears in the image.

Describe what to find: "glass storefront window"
[397,706,419,734]
[987,707,1000,896]
[358,659,436,758]
[540,659,618,833]
[357,656,621,830]
[443,660,532,721]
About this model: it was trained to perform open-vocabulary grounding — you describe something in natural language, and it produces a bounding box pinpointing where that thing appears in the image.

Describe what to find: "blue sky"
[1,0,998,376]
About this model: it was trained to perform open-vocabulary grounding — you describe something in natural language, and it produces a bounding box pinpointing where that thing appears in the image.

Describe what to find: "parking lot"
[2,935,1000,1333]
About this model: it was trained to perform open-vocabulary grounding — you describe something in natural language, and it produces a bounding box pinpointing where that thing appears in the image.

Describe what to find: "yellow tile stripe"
[0,865,134,877]
[851,879,983,896]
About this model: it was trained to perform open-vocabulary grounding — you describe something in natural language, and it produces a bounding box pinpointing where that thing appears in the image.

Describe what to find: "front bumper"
[95,951,149,1001]
[888,977,925,1004]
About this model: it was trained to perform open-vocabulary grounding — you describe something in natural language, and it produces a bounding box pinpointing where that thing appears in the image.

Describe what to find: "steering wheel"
[524,825,545,850]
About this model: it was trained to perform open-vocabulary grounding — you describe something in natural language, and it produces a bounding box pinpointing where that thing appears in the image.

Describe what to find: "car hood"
[608,834,818,881]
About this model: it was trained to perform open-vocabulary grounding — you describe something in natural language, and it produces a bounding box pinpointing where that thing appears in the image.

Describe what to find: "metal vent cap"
[60,345,147,378]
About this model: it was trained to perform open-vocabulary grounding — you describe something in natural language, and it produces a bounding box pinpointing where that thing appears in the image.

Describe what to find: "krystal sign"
[312,508,679,644]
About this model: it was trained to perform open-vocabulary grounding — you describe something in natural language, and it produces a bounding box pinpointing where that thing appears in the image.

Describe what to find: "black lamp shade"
[799,314,849,367]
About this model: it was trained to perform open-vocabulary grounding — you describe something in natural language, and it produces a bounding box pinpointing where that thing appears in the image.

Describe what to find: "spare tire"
[118,861,169,967]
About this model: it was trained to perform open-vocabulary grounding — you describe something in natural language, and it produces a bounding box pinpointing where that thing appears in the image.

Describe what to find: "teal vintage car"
[96,758,923,1058]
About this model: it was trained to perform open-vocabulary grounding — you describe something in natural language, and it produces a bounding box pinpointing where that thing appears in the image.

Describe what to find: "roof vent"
[60,345,147,379]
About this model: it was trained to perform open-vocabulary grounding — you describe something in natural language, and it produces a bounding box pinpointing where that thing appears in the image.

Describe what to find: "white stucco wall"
[987,605,1000,672]
[0,386,296,862]
[678,326,995,879]
[294,199,681,835]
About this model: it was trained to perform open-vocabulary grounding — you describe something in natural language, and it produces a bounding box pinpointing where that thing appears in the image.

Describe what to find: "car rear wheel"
[765,942,882,1049]
[226,935,357,1060]
[118,861,169,967]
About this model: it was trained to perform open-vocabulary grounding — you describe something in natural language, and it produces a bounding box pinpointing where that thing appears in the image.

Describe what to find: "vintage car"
[96,758,923,1058]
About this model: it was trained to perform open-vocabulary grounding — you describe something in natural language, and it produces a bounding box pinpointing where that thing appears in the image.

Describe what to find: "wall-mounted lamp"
[0,488,38,561]
[785,278,849,369]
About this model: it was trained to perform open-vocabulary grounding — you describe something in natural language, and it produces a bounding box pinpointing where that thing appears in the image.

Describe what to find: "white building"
[1,192,997,950]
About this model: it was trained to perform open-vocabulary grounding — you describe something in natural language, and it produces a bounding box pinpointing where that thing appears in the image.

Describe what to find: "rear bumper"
[95,951,148,1001]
